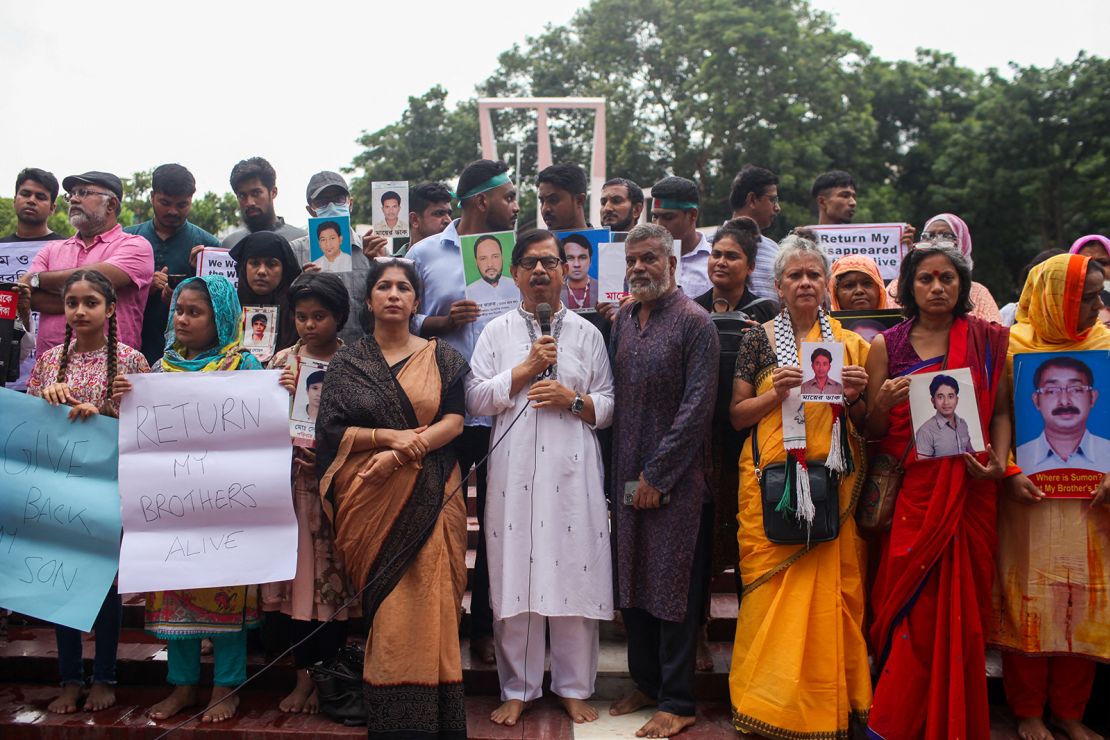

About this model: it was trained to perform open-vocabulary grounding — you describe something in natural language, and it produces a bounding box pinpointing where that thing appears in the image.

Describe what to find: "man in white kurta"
[466,230,614,726]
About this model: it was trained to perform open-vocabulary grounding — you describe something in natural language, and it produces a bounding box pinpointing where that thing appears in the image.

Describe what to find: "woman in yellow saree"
[316,258,470,739]
[993,253,1110,740]
[728,236,872,738]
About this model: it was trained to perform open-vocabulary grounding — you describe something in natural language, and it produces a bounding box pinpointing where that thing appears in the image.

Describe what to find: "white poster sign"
[805,223,906,280]
[116,371,296,593]
[195,247,238,287]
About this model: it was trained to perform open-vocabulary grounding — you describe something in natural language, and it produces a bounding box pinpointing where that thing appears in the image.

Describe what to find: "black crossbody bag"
[751,421,841,545]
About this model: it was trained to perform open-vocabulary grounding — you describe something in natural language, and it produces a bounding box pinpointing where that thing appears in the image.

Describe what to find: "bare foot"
[490,698,530,726]
[610,689,656,716]
[85,682,116,711]
[1017,716,1054,740]
[695,625,713,672]
[470,634,496,665]
[559,696,599,723]
[279,670,317,713]
[636,710,696,738]
[47,684,82,714]
[1055,717,1104,740]
[148,685,199,720]
[201,686,240,723]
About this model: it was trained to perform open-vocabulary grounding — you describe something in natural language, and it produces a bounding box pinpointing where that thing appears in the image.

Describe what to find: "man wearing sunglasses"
[21,170,154,356]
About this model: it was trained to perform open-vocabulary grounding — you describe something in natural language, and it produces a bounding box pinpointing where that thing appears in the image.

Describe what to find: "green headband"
[458,172,512,201]
[652,197,698,211]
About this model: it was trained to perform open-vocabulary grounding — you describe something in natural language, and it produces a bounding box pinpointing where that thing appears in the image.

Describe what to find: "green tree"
[346,86,480,222]
[924,53,1110,299]
[188,192,241,236]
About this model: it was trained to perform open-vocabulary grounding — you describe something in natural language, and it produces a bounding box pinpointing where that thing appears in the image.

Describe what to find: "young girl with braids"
[112,274,263,725]
[26,269,149,714]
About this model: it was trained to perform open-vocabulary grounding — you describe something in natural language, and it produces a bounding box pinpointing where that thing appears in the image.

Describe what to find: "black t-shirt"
[0,232,68,243]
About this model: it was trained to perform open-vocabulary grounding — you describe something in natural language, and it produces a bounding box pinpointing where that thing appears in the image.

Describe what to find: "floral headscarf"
[161,275,261,372]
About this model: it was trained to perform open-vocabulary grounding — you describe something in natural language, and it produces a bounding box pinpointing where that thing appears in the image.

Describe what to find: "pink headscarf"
[923,213,973,268]
[1069,234,1110,258]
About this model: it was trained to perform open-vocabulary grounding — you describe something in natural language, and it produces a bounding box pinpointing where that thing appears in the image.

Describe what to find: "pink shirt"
[30,223,154,355]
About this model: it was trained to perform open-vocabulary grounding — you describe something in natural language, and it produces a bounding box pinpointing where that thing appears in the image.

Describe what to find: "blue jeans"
[55,584,122,686]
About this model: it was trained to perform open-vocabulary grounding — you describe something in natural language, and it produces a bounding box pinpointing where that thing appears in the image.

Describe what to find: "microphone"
[536,303,552,337]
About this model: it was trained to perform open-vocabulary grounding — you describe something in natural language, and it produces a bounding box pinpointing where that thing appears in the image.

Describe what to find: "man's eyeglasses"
[1035,385,1094,398]
[921,231,958,243]
[517,256,563,270]
[64,187,114,202]
[311,194,348,208]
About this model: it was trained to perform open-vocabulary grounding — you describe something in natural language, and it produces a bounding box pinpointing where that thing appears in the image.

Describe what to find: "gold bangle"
[371,428,378,447]
[392,450,404,467]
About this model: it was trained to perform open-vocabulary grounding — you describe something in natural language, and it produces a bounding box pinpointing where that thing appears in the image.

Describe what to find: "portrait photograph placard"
[371,181,409,238]
[290,357,328,447]
[554,228,610,312]
[909,367,984,459]
[242,305,279,363]
[460,231,519,318]
[308,215,353,273]
[1014,350,1110,498]
[799,341,845,403]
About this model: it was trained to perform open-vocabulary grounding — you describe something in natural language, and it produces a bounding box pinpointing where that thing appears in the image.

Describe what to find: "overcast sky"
[2,0,1106,225]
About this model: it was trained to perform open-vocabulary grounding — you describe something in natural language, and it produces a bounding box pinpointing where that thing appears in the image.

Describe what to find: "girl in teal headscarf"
[111,273,262,723]
[160,274,261,372]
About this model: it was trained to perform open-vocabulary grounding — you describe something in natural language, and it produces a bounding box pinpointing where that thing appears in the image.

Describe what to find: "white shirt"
[312,251,352,273]
[1017,429,1110,475]
[749,235,781,301]
[466,308,615,621]
[466,277,521,317]
[678,232,712,299]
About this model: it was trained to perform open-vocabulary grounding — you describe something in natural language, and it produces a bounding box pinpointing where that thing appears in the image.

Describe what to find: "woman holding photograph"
[993,252,1110,740]
[230,230,302,353]
[727,235,872,739]
[263,272,358,714]
[885,213,1002,323]
[315,257,469,738]
[864,242,1010,739]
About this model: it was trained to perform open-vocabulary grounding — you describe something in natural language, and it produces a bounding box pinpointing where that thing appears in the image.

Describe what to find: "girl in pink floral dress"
[27,269,149,715]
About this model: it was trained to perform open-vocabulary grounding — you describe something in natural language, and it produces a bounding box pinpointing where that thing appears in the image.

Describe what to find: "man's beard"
[605,215,634,232]
[629,272,672,302]
[244,207,275,232]
[481,272,501,285]
[17,209,48,228]
[69,206,107,235]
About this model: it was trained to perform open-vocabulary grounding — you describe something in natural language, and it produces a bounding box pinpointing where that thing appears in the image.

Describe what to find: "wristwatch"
[570,392,585,415]
[29,273,40,289]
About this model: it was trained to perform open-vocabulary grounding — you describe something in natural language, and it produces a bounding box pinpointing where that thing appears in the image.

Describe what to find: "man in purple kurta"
[608,223,719,737]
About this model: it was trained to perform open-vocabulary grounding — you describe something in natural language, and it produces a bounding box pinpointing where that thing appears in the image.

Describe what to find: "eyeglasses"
[761,195,780,204]
[310,194,349,208]
[517,256,563,270]
[921,231,958,243]
[64,187,114,201]
[1035,385,1094,398]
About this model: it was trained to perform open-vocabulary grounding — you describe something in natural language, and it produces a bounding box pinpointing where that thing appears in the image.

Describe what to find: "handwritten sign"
[805,223,906,280]
[195,247,238,288]
[0,391,122,631]
[116,371,296,593]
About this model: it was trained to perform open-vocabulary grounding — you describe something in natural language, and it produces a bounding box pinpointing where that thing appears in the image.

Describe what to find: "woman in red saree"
[864,243,1010,739]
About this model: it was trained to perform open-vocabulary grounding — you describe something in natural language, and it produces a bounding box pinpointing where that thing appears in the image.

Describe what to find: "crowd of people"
[2,157,1109,740]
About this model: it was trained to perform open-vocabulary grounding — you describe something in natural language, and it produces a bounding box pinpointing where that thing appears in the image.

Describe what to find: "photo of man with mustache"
[1017,356,1110,474]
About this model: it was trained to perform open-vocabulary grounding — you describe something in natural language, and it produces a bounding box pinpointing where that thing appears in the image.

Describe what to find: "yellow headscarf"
[1009,253,1110,354]
[828,255,889,310]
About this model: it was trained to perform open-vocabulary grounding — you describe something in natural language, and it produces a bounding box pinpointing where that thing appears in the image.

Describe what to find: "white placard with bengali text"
[805,223,906,280]
[116,371,296,593]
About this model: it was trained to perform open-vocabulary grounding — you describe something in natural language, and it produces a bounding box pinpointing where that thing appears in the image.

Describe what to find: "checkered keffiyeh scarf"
[772,307,847,527]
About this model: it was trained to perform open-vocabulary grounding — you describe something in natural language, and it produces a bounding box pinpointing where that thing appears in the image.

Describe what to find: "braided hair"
[57,270,119,413]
